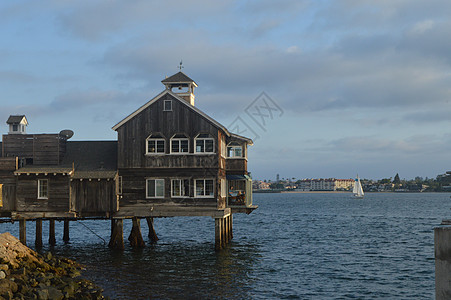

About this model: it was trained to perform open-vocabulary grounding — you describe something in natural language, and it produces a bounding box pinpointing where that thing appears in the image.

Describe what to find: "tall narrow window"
[194,179,214,197]
[146,134,165,154]
[164,100,172,111]
[170,134,189,153]
[171,179,190,197]
[195,134,214,154]
[146,179,165,198]
[227,142,243,158]
[38,179,48,199]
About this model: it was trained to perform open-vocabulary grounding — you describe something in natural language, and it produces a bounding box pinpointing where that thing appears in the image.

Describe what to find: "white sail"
[353,175,364,198]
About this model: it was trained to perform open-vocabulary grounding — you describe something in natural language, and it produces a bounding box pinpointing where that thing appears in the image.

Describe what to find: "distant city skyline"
[1,1,451,180]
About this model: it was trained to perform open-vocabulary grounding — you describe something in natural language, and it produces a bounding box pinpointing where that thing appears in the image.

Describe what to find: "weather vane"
[178,60,184,71]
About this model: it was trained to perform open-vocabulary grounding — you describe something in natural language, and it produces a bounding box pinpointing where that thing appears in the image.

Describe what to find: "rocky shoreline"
[0,232,107,300]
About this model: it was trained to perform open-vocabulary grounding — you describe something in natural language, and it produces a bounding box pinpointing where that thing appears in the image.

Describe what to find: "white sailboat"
[352,175,364,198]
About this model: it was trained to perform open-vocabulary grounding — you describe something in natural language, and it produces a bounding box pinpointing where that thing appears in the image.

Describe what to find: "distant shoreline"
[253,190,451,194]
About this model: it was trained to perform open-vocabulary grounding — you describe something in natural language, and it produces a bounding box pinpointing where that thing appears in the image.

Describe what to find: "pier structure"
[0,71,257,250]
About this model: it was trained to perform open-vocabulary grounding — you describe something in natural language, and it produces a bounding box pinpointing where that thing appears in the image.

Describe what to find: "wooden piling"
[128,217,145,248]
[146,217,159,243]
[34,219,42,249]
[49,219,56,246]
[230,214,233,240]
[63,219,70,242]
[215,218,222,251]
[35,219,43,249]
[224,217,229,245]
[108,218,124,250]
[19,219,26,245]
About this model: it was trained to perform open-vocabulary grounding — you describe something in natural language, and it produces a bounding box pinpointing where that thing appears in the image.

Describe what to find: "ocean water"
[1,192,450,299]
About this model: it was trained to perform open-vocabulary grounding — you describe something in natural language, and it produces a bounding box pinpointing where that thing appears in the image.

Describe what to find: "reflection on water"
[1,193,450,299]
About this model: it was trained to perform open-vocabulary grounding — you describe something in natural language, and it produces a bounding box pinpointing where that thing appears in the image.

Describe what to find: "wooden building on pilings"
[0,71,257,250]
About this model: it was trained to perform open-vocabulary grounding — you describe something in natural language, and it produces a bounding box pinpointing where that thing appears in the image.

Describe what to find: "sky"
[1,0,451,181]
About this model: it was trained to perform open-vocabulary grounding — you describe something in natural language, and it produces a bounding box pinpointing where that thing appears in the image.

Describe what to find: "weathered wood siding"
[15,175,70,212]
[0,158,17,212]
[119,168,219,207]
[226,159,248,173]
[117,94,220,169]
[0,174,16,212]
[2,134,66,165]
[70,179,116,214]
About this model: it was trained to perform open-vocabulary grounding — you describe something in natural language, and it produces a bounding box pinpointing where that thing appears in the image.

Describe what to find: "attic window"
[164,100,172,111]
[171,134,189,153]
[227,142,243,158]
[195,133,214,154]
[146,133,165,154]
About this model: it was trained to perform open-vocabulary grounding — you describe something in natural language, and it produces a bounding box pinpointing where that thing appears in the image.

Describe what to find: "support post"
[224,216,229,244]
[435,227,451,299]
[19,219,26,245]
[128,217,145,248]
[108,218,124,250]
[49,219,56,246]
[146,217,159,243]
[230,214,233,240]
[35,219,43,248]
[222,218,226,248]
[63,219,70,242]
[215,218,222,251]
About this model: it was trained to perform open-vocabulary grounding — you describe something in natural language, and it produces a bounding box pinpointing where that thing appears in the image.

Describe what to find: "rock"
[47,287,63,300]
[0,233,106,300]
[36,288,49,300]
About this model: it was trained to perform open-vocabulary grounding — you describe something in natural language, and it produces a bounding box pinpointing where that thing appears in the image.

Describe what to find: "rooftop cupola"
[6,115,28,134]
[162,71,198,106]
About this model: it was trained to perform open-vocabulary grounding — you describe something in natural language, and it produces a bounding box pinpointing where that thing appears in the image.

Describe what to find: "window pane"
[227,147,232,157]
[234,147,242,157]
[156,140,165,153]
[147,180,155,197]
[171,140,180,153]
[172,180,181,197]
[205,140,214,152]
[205,180,214,196]
[148,140,156,153]
[181,140,189,152]
[164,100,172,111]
[183,179,190,196]
[39,180,48,198]
[196,140,204,152]
[156,180,164,197]
[195,180,204,196]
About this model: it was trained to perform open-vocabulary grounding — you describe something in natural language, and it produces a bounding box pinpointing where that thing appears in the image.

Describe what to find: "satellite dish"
[59,129,74,140]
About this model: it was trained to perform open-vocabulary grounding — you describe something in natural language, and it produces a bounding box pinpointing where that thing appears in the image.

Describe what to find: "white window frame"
[227,143,243,158]
[163,100,172,111]
[146,179,165,198]
[38,179,48,199]
[194,179,215,198]
[194,134,215,154]
[171,179,190,198]
[146,134,166,155]
[170,134,189,154]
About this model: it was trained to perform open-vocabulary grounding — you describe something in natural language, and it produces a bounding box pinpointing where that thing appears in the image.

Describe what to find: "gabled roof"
[112,90,230,136]
[230,133,253,146]
[161,72,198,87]
[6,115,28,125]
